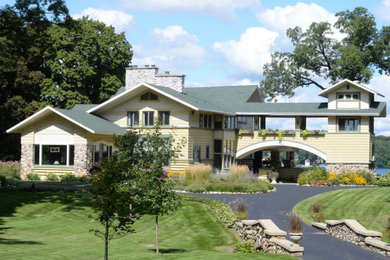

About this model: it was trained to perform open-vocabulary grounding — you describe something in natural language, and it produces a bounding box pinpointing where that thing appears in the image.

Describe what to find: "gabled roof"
[318,79,385,98]
[7,106,127,135]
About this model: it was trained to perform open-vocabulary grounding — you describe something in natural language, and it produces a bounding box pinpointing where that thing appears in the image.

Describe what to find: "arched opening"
[236,140,327,182]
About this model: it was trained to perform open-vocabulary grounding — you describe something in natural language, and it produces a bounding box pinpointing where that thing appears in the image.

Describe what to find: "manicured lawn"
[0,191,295,259]
[293,187,390,242]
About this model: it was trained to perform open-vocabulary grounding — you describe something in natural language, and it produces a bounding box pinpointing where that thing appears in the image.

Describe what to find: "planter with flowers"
[300,129,327,137]
[238,129,254,136]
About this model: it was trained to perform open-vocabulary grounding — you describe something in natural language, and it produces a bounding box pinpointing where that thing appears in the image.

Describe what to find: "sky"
[1,0,390,135]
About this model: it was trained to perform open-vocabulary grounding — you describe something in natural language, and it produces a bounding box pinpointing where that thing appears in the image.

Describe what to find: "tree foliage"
[0,0,132,160]
[375,136,390,168]
[260,7,390,100]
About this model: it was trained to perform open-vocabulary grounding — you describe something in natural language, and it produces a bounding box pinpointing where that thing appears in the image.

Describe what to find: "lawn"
[0,191,295,259]
[293,187,390,242]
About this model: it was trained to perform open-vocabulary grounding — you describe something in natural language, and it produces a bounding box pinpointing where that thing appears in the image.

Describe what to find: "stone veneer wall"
[326,163,372,174]
[20,144,34,179]
[326,224,366,246]
[74,144,93,175]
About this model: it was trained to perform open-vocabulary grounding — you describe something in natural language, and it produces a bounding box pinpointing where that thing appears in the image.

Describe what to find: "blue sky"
[1,0,390,134]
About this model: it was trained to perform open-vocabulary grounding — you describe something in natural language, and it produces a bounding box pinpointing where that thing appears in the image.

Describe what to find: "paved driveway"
[190,184,389,260]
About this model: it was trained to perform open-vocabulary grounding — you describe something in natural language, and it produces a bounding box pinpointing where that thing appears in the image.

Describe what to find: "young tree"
[90,154,138,260]
[113,126,185,254]
[260,7,389,100]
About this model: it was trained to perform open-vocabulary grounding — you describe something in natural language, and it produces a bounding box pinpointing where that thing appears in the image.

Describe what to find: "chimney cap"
[165,71,170,75]
[145,65,150,68]
[151,65,156,68]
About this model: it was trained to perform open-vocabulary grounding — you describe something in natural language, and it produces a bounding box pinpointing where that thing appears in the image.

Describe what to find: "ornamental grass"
[185,164,212,182]
[229,164,249,181]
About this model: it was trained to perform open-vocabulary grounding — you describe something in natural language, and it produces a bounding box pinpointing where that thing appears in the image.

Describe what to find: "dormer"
[318,79,384,110]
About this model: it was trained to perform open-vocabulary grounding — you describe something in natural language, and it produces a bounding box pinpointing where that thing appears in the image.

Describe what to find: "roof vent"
[165,71,170,75]
[151,65,156,68]
[145,65,150,68]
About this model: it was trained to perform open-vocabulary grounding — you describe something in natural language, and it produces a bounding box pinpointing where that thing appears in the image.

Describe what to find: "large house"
[7,65,386,179]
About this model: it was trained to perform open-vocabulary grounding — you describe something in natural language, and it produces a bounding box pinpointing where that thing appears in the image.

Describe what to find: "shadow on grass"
[0,237,44,245]
[148,248,188,254]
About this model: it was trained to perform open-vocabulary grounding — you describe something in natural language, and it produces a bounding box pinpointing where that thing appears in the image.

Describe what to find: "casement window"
[206,145,210,159]
[143,111,154,126]
[93,144,112,164]
[127,111,139,126]
[158,111,170,125]
[338,118,359,132]
[34,144,74,166]
[193,146,201,163]
[208,115,212,128]
[199,114,203,128]
[140,92,158,100]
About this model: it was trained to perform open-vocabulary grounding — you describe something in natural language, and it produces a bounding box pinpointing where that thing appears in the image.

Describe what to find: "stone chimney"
[125,65,185,93]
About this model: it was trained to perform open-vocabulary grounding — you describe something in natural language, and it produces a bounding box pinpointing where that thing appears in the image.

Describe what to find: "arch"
[236,140,326,160]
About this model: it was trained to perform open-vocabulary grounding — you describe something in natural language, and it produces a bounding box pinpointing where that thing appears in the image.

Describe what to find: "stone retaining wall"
[312,220,390,257]
[326,163,373,174]
[235,219,303,257]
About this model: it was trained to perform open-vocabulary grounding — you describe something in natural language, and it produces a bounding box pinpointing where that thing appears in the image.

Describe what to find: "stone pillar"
[326,163,373,174]
[74,144,93,176]
[270,151,281,168]
[20,144,33,179]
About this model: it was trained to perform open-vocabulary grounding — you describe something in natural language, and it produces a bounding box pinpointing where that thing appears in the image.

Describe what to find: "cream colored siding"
[361,92,370,109]
[98,92,191,127]
[188,129,214,161]
[236,132,371,164]
[328,93,336,109]
[328,116,336,133]
[360,117,369,133]
[21,127,34,144]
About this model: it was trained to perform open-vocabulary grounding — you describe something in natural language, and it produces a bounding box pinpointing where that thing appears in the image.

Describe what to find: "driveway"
[190,184,388,260]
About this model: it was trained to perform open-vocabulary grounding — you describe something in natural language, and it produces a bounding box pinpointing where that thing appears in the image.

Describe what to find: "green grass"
[0,191,294,259]
[293,187,390,242]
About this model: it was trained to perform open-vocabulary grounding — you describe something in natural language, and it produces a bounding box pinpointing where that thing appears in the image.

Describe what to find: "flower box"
[238,129,254,135]
[301,130,327,136]
[259,129,296,136]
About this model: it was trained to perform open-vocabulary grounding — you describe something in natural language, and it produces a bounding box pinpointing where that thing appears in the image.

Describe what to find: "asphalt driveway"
[190,184,389,260]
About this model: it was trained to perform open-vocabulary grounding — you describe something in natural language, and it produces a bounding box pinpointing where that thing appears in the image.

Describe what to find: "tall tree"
[40,17,132,109]
[260,7,389,100]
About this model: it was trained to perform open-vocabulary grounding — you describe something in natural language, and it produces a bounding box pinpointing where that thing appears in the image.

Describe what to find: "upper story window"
[143,111,154,126]
[127,111,139,126]
[337,92,360,101]
[224,116,236,130]
[140,92,158,101]
[199,113,213,128]
[158,111,170,125]
[338,118,359,132]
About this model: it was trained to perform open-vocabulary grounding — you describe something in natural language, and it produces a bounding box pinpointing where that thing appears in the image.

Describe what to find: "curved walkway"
[190,184,389,260]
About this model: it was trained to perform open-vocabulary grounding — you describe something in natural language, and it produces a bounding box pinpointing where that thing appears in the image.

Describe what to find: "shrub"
[27,173,40,181]
[185,164,212,182]
[298,167,328,185]
[311,201,325,222]
[46,173,59,182]
[0,161,21,180]
[289,212,302,233]
[231,197,248,221]
[356,170,375,184]
[60,173,78,182]
[230,164,249,181]
[234,242,261,254]
[181,194,237,227]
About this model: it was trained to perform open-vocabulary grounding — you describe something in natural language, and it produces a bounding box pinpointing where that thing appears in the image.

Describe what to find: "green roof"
[55,108,127,135]
[72,104,98,112]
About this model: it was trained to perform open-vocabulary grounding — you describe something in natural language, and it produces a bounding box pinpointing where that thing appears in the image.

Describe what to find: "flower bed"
[238,129,254,135]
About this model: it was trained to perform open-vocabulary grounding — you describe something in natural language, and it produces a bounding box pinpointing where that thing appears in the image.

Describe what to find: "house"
[7,65,387,179]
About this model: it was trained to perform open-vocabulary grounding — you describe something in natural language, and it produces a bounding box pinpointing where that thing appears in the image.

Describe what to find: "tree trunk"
[155,215,159,254]
[105,219,109,260]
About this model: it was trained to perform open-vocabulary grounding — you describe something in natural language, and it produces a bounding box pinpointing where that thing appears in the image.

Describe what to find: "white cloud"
[73,8,134,32]
[132,25,207,70]
[117,0,260,20]
[376,0,390,21]
[213,27,278,77]
[257,2,336,34]
[232,78,258,85]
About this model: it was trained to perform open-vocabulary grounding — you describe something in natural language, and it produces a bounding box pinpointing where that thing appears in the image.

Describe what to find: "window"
[143,111,154,126]
[93,144,112,164]
[237,116,254,129]
[208,115,212,128]
[199,114,203,127]
[42,145,67,165]
[140,92,158,100]
[193,146,201,163]
[158,111,170,125]
[339,118,359,132]
[34,144,75,166]
[204,114,208,128]
[206,145,210,159]
[337,92,360,100]
[127,111,139,126]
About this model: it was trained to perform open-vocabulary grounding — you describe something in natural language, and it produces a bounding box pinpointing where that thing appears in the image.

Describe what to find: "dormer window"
[337,92,360,101]
[140,92,158,100]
